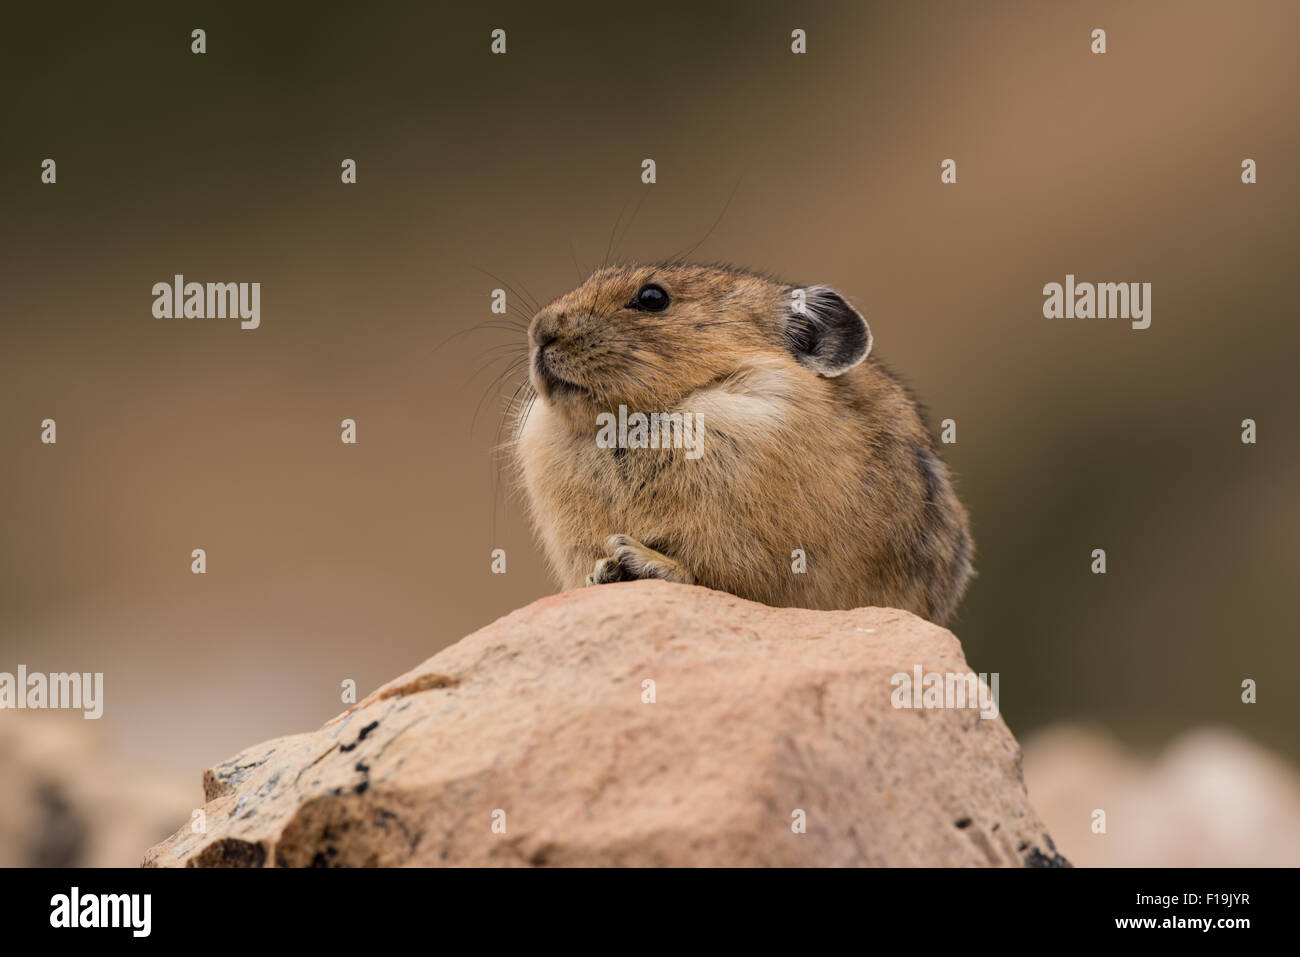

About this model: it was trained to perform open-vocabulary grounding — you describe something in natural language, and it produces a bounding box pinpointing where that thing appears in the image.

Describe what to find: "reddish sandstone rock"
[144,580,1064,867]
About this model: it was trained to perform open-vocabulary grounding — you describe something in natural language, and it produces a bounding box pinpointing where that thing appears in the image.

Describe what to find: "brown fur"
[511,263,973,625]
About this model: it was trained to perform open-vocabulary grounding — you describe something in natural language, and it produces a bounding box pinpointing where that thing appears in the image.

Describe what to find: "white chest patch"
[681,360,800,443]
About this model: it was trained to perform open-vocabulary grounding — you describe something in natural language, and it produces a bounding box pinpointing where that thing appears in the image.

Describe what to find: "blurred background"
[2,1,1297,866]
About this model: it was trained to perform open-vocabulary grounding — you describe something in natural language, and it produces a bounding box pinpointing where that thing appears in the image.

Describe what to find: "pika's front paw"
[585,534,696,586]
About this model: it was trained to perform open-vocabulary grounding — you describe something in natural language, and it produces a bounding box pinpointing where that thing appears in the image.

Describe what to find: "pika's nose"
[530,311,565,351]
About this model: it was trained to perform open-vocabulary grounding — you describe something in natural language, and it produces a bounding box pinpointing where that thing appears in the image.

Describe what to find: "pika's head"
[527,263,872,415]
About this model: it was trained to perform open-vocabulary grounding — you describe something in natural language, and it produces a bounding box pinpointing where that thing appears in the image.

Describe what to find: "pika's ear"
[783,285,873,377]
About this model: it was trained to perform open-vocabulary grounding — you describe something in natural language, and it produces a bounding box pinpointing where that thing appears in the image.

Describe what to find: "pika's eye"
[630,284,669,312]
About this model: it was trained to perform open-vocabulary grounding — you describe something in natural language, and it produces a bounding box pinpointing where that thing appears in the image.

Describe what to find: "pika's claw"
[586,535,696,586]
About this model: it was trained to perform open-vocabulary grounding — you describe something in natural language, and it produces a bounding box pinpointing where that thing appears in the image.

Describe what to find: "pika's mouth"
[532,347,591,400]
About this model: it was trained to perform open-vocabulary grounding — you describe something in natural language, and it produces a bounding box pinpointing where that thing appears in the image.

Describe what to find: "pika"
[512,263,973,625]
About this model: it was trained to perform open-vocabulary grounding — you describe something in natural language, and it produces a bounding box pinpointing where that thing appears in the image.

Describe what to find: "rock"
[1023,724,1300,867]
[0,712,197,867]
[144,580,1065,867]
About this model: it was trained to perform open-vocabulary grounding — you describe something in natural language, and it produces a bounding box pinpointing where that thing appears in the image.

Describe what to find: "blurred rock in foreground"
[146,580,1064,867]
[0,712,196,867]
[1023,724,1300,867]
